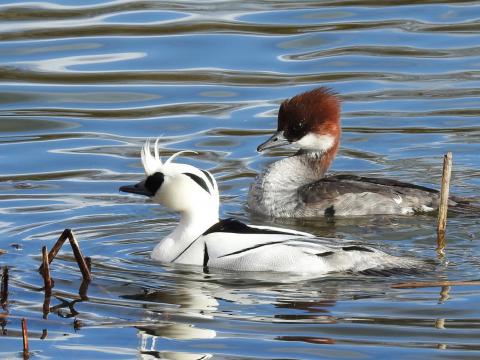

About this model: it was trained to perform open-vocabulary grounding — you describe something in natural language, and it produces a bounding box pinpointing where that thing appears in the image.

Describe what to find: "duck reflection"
[122,273,218,360]
[117,266,354,359]
[113,262,455,358]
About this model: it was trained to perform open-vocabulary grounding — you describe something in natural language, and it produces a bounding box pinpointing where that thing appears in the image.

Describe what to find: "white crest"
[140,138,197,175]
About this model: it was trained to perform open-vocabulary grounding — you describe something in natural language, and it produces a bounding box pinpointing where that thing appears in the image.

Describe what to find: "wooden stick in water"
[436,152,452,254]
[1,266,8,308]
[39,229,92,281]
[85,257,92,273]
[392,280,480,289]
[38,229,69,273]
[42,293,51,320]
[65,230,91,281]
[21,318,29,359]
[41,246,53,295]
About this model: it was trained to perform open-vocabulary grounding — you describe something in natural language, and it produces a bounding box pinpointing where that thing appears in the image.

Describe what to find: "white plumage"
[120,140,425,276]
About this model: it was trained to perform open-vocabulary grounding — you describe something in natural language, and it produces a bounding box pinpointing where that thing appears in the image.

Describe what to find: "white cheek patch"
[296,133,335,152]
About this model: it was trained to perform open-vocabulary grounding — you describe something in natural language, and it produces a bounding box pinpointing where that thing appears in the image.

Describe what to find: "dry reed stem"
[21,318,29,358]
[41,246,53,294]
[38,229,69,273]
[79,279,90,300]
[1,266,8,308]
[66,230,91,281]
[436,152,452,254]
[85,257,92,272]
[38,229,91,281]
[42,294,51,320]
[392,280,480,289]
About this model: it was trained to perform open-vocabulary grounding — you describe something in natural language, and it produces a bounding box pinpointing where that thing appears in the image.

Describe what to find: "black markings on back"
[145,172,165,195]
[203,218,297,236]
[342,245,374,253]
[316,251,334,257]
[201,170,215,189]
[184,172,210,194]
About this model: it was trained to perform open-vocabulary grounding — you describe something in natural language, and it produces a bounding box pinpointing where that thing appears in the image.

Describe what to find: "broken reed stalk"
[42,293,51,320]
[85,257,92,272]
[41,246,53,295]
[79,278,90,300]
[38,229,69,273]
[21,318,29,358]
[1,266,8,308]
[436,152,452,254]
[38,229,91,282]
[67,231,91,281]
[392,280,480,289]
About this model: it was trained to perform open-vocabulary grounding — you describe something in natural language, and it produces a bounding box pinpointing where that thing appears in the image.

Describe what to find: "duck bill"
[257,131,290,152]
[119,180,153,197]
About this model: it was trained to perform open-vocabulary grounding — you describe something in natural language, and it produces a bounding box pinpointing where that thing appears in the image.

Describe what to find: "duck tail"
[451,196,480,215]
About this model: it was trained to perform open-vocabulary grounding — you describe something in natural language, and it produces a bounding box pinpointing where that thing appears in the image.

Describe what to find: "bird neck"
[173,209,219,241]
[152,206,219,262]
[266,142,338,188]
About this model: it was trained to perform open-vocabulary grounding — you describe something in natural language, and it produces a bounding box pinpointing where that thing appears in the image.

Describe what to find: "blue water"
[1,1,480,359]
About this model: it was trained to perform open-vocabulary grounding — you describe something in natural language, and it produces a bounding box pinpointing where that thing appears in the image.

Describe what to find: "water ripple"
[1,1,480,359]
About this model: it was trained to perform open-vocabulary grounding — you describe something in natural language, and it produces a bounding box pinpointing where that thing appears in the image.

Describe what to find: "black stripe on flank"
[203,243,209,268]
[218,241,286,258]
[184,172,211,194]
[342,245,374,253]
[203,218,298,236]
[316,251,334,257]
[201,170,215,189]
[171,237,200,263]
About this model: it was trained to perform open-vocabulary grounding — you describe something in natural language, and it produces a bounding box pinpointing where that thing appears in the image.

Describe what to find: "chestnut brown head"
[258,87,341,152]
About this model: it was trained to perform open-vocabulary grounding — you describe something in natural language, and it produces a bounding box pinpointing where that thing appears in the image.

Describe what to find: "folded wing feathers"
[209,232,425,275]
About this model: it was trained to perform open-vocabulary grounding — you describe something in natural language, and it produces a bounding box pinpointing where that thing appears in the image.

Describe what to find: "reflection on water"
[1,0,480,359]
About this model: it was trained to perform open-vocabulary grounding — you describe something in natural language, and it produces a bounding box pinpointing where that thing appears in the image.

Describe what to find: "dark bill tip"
[257,131,290,152]
[119,181,153,197]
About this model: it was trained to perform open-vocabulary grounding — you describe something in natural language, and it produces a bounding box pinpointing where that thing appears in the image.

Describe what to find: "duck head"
[120,140,219,218]
[258,87,341,154]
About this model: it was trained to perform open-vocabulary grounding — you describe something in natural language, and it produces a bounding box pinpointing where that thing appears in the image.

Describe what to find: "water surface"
[1,1,480,359]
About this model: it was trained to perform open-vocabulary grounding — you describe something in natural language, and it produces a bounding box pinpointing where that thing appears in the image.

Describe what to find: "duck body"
[156,218,421,274]
[120,140,425,275]
[248,87,462,218]
[248,155,446,217]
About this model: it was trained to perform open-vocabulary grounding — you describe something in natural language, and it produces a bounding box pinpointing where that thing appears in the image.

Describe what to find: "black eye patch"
[145,172,165,195]
[183,172,211,194]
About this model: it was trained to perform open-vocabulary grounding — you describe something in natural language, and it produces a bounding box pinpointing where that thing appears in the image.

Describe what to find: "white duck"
[120,140,424,275]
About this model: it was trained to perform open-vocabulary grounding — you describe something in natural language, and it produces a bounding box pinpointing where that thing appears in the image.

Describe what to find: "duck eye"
[145,172,165,195]
[289,121,305,137]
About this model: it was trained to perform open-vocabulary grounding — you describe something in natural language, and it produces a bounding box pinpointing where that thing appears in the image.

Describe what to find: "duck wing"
[298,174,445,216]
[301,175,438,201]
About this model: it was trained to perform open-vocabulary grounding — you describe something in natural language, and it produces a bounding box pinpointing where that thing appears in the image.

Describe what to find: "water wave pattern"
[1,1,480,359]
